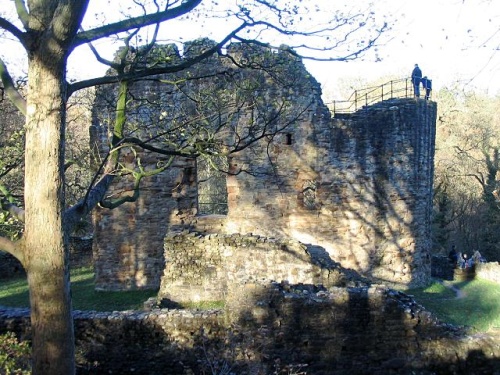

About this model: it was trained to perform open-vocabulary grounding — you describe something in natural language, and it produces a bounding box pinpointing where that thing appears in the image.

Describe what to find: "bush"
[0,332,31,375]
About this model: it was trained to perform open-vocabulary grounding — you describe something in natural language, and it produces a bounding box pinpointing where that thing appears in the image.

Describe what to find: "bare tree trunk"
[24,51,75,375]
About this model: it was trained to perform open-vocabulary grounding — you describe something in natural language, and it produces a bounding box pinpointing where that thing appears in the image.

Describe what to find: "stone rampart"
[91,158,196,290]
[1,284,498,374]
[221,98,436,288]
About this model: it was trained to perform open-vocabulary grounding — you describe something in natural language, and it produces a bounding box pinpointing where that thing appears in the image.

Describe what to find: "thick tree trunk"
[24,52,75,374]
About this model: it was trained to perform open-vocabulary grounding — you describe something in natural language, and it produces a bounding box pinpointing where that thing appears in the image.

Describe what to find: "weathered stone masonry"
[220,98,436,288]
[1,284,498,374]
[158,232,366,304]
[91,41,437,290]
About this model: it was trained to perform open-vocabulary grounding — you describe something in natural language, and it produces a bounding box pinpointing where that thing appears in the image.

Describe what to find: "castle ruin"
[91,40,437,293]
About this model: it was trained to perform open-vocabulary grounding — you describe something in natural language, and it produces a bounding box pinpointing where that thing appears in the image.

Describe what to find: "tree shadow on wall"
[321,101,436,288]
[70,277,500,374]
[235,98,437,289]
[223,282,500,375]
[73,309,279,374]
[305,244,372,286]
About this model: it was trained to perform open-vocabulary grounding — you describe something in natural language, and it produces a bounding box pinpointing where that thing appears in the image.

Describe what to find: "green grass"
[407,278,500,333]
[1,269,499,333]
[0,267,157,311]
[0,277,30,307]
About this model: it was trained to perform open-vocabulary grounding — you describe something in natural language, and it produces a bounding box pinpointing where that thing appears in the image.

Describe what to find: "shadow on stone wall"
[323,99,436,288]
[158,233,372,305]
[217,98,436,289]
[1,278,499,374]
[75,263,500,374]
[90,41,437,291]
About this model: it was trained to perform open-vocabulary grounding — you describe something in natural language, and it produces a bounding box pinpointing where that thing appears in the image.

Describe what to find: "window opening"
[302,180,318,210]
[197,156,228,215]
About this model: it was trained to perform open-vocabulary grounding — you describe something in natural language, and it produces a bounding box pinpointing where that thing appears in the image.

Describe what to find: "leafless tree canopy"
[433,87,500,261]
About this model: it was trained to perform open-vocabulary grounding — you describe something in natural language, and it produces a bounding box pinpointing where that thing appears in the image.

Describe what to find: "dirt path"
[439,280,467,299]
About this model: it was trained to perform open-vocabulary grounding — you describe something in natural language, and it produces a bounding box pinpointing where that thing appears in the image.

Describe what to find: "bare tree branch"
[13,0,29,29]
[72,0,202,47]
[232,20,388,61]
[0,15,26,46]
[0,236,23,262]
[0,58,27,115]
[80,27,121,70]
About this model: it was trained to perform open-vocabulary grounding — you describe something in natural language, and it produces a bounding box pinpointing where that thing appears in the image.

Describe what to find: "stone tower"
[91,41,437,290]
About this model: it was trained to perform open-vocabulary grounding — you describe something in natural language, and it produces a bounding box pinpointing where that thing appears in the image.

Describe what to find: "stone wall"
[91,158,196,290]
[476,262,500,283]
[220,98,436,288]
[91,41,437,290]
[158,231,366,304]
[430,256,500,283]
[1,284,498,374]
[69,236,94,268]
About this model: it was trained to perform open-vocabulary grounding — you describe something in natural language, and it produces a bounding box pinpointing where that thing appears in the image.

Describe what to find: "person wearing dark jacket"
[411,64,422,97]
[421,76,432,100]
[448,245,458,266]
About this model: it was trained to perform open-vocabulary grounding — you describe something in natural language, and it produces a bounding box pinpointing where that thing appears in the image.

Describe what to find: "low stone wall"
[158,231,366,304]
[1,284,499,374]
[476,262,500,283]
[454,266,477,282]
[430,256,499,284]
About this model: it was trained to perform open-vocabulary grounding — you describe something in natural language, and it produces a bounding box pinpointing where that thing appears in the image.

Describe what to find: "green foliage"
[0,99,25,240]
[0,332,31,375]
[408,278,500,332]
[0,210,22,241]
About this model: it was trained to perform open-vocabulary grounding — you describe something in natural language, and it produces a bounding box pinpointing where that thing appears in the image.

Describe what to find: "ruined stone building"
[91,40,437,294]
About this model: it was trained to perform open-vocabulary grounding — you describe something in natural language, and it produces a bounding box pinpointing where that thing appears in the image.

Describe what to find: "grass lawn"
[407,278,500,333]
[1,268,499,333]
[0,267,156,311]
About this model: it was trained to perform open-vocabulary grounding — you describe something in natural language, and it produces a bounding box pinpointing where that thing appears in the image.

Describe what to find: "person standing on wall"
[421,76,432,100]
[411,64,422,98]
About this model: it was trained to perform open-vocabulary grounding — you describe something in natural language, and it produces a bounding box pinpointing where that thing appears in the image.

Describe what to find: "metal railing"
[329,77,422,116]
